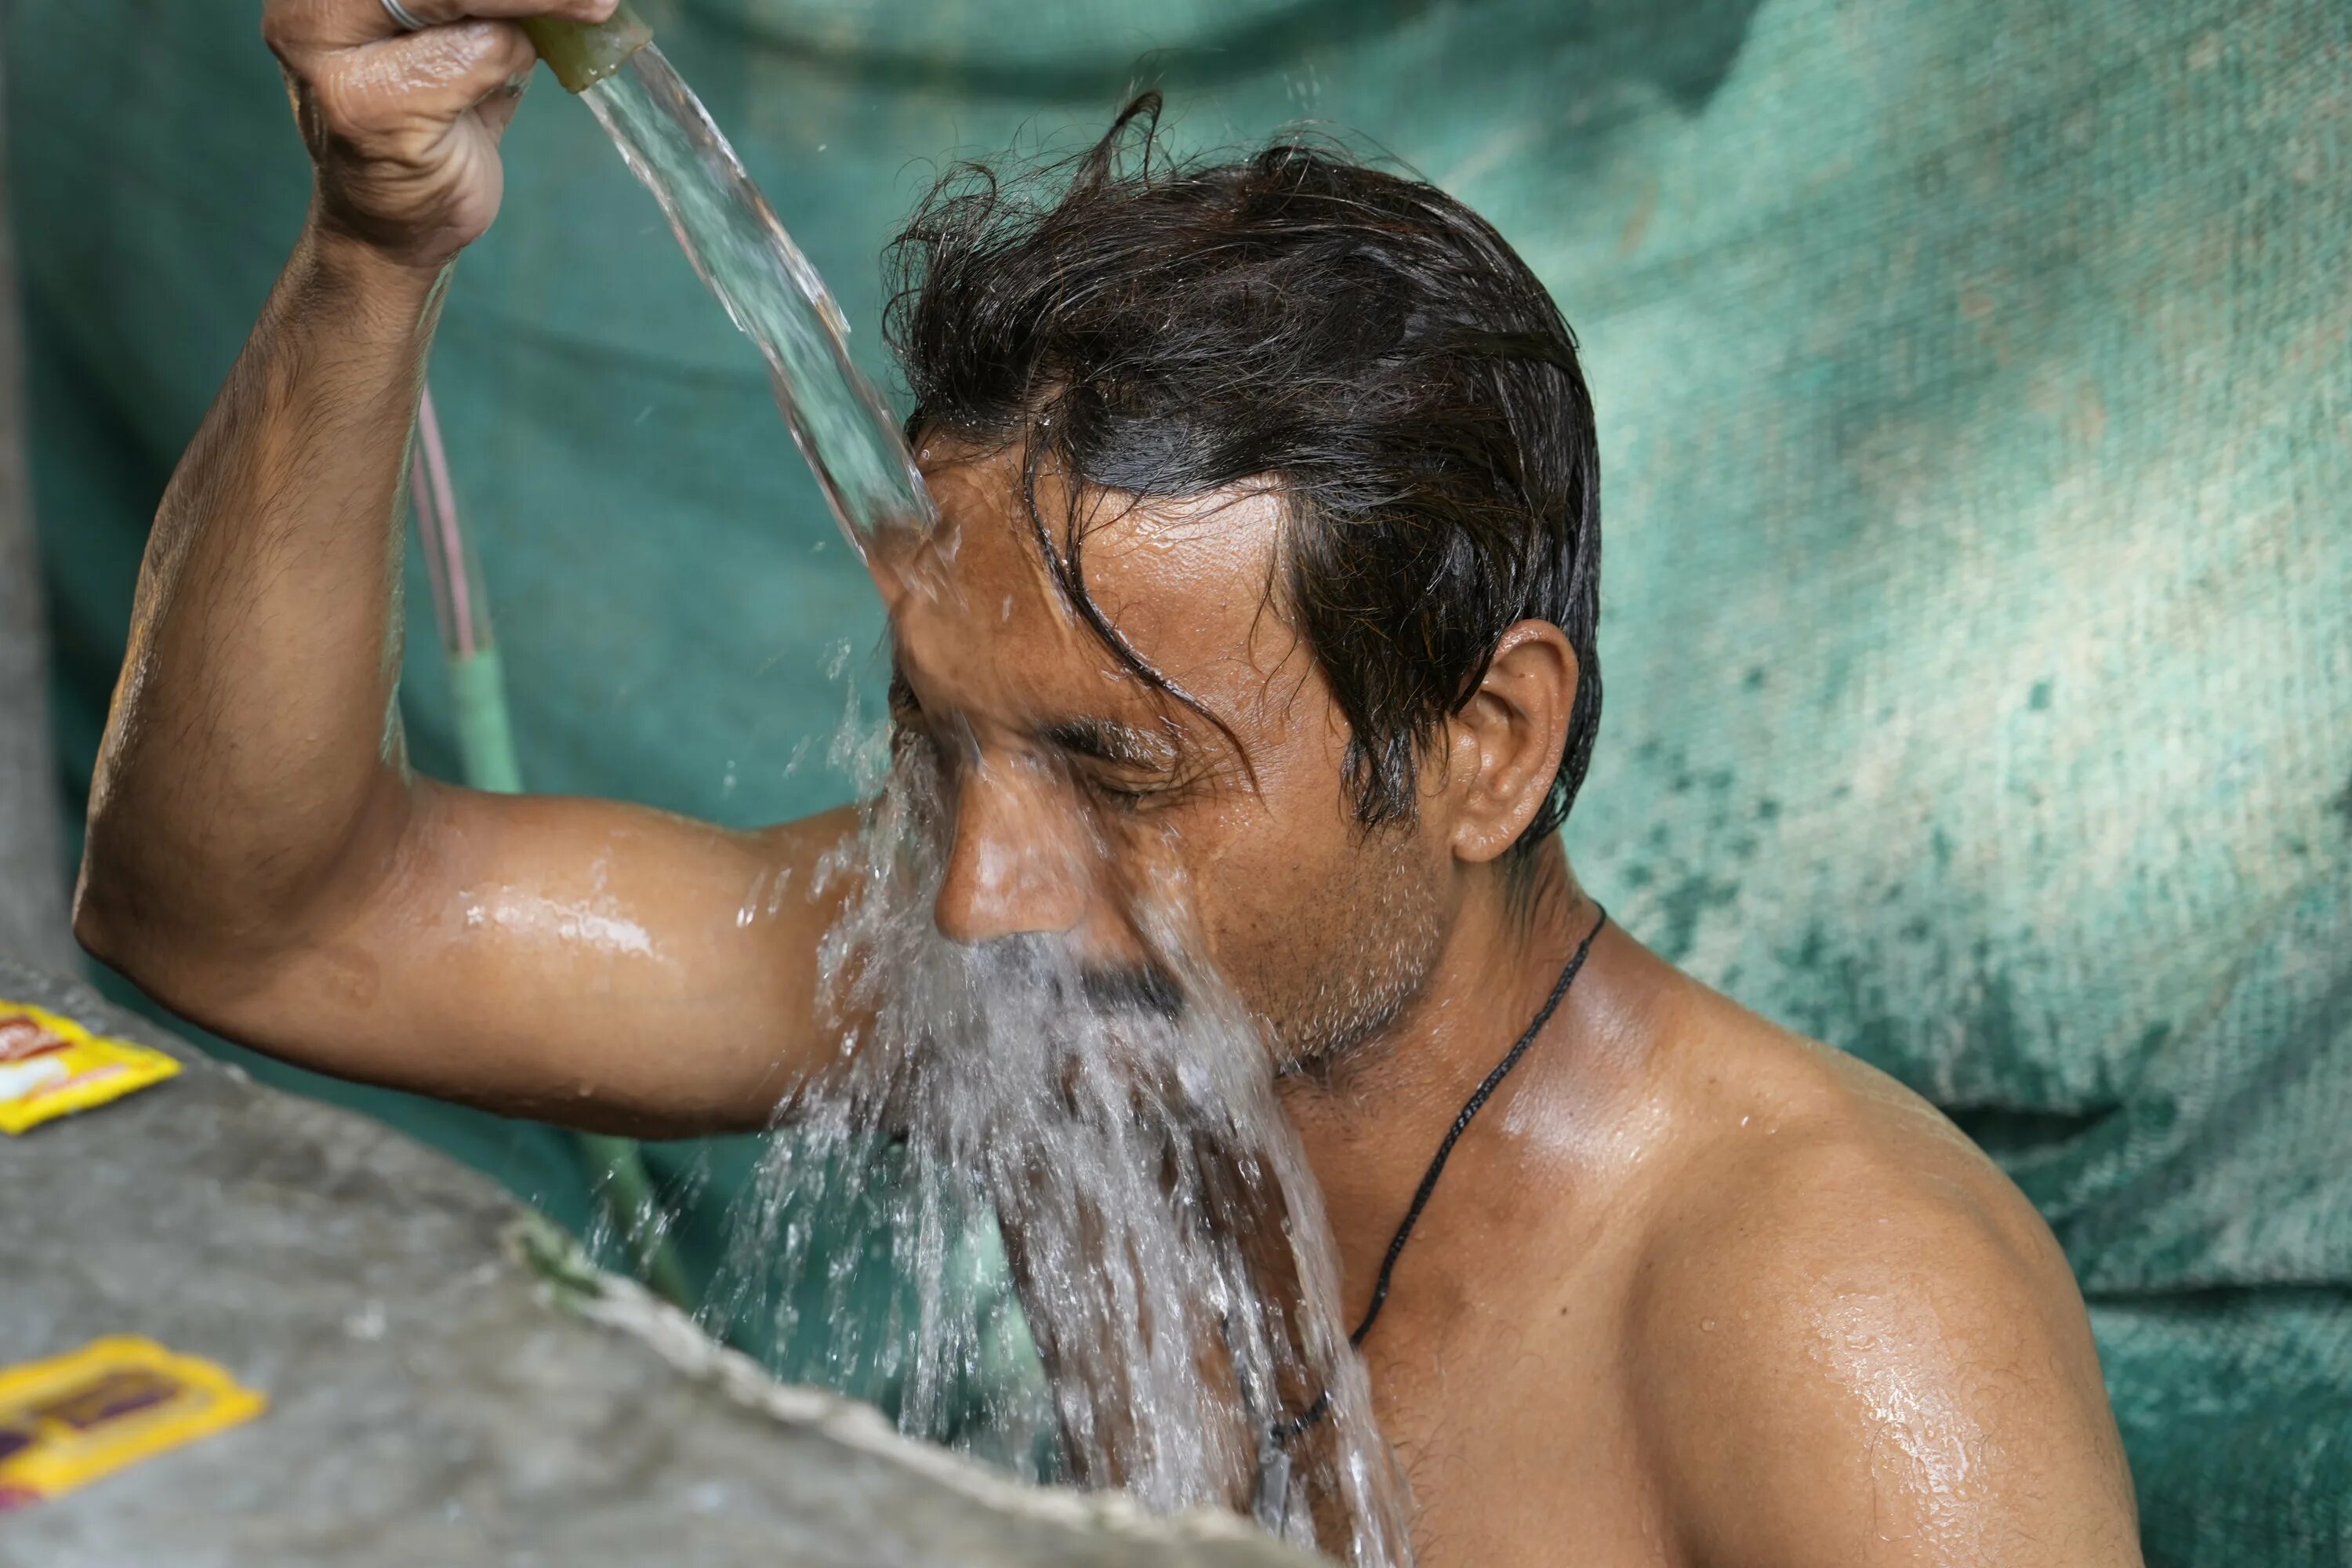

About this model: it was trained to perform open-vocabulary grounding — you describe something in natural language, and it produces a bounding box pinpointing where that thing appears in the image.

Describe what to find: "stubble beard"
[1256,828,1450,1080]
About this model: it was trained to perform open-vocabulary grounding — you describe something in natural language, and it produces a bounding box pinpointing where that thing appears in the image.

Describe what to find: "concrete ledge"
[0,955,1315,1567]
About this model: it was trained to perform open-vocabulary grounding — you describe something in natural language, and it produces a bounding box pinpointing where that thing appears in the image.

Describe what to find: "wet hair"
[884,93,1602,851]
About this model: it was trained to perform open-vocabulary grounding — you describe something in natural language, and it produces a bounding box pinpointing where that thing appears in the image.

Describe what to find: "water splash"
[581,48,935,554]
[704,721,1412,1565]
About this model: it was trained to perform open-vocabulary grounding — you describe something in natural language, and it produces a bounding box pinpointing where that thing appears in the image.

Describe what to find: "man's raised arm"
[74,0,854,1136]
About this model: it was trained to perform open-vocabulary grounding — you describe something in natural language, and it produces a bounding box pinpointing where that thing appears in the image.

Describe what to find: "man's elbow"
[70,877,126,972]
[72,824,147,968]
[71,833,272,1022]
[74,773,170,960]
[72,768,418,1002]
[72,853,193,1004]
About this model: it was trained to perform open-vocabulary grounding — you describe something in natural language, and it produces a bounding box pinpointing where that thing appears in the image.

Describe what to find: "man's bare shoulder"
[1613,991,2141,1566]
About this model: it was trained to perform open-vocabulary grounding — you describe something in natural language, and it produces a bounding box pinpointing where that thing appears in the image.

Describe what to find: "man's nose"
[931,764,1091,946]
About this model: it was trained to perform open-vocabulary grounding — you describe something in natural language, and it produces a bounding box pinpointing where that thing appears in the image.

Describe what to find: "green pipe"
[446,645,693,1311]
[575,1130,695,1309]
[522,5,654,93]
[448,651,523,794]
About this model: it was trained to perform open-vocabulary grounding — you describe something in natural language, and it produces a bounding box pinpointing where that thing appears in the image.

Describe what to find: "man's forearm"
[77,227,446,978]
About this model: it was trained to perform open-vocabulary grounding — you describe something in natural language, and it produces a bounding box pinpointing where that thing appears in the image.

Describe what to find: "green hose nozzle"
[524,5,654,93]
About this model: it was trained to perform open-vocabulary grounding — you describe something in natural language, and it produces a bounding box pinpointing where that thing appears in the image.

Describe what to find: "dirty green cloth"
[9,0,2349,1559]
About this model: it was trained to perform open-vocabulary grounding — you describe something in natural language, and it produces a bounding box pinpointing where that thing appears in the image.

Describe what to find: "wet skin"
[77,2,2143,1562]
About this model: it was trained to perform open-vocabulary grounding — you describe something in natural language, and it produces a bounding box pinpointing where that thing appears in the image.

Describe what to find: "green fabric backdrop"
[10,0,2349,1559]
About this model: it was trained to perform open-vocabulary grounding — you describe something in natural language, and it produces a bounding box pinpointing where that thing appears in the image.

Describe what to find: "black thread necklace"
[1269,901,1609,1452]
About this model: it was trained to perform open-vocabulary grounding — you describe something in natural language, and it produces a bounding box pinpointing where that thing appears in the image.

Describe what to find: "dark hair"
[884,95,1602,850]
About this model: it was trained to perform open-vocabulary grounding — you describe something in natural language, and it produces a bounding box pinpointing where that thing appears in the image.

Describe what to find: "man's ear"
[1443,621,1578,865]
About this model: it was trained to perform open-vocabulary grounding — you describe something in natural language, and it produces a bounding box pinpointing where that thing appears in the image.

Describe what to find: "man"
[75,0,2143,1562]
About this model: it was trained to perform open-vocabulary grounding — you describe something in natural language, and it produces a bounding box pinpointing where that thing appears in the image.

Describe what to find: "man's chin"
[1261,1012,1394,1087]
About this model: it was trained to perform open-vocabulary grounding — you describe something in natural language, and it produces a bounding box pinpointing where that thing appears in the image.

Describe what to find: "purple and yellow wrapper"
[0,1338,267,1510]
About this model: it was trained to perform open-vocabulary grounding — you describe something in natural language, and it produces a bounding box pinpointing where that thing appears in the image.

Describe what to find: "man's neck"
[1276,844,1599,1326]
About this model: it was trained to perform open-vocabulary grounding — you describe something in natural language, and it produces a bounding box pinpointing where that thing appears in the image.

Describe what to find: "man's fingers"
[265,0,617,54]
[310,22,538,144]
[474,61,534,138]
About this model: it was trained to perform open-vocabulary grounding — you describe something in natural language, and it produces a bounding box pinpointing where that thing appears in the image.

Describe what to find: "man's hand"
[263,0,617,270]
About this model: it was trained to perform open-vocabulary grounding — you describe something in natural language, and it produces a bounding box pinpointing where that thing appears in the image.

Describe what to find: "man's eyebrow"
[1037,716,1175,768]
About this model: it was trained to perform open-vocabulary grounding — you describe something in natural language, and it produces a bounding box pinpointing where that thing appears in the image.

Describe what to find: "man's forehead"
[884,442,1301,726]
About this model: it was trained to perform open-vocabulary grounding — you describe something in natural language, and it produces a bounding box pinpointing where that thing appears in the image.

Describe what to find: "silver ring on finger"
[380,0,430,31]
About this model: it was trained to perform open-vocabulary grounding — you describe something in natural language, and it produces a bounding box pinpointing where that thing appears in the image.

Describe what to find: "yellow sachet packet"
[0,1338,267,1510]
[0,1000,179,1134]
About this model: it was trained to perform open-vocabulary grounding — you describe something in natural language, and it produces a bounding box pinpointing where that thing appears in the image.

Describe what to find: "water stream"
[577,49,1410,1564]
[582,48,933,553]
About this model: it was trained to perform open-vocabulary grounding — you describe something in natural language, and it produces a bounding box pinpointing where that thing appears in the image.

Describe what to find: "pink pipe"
[412,445,454,650]
[416,385,479,659]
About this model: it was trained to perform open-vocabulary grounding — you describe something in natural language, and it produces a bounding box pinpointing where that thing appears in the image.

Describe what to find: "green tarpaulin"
[10,0,2348,1559]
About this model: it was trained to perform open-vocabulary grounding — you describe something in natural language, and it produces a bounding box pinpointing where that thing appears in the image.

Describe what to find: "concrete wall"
[0,24,71,968]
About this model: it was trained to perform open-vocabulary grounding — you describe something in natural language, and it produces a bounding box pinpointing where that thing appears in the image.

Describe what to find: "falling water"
[581,48,933,553]
[575,47,1410,1565]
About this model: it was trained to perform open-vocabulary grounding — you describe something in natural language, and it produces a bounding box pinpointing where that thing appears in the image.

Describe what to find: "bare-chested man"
[74,1,2143,1562]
